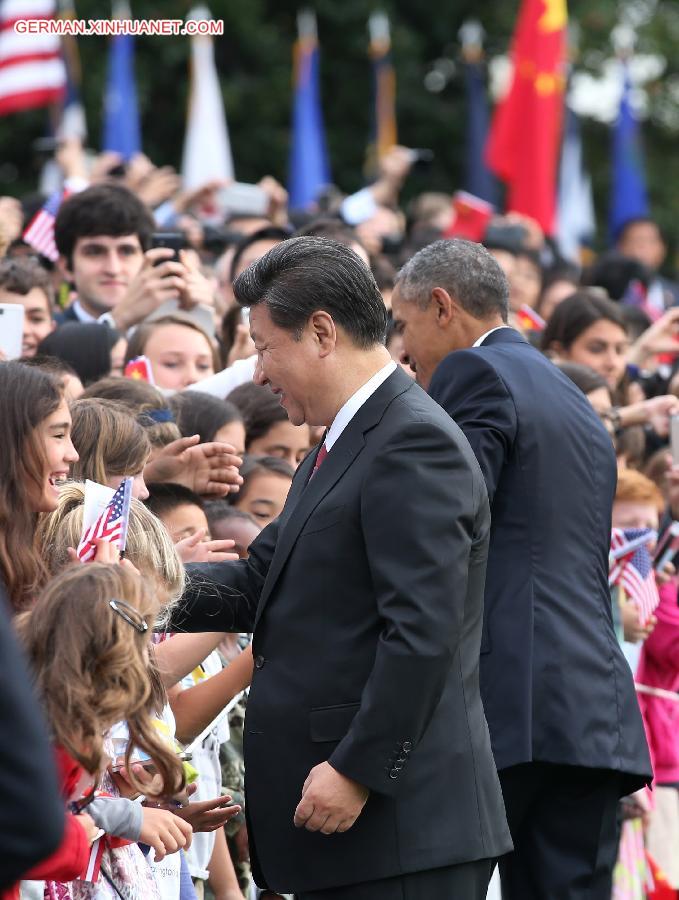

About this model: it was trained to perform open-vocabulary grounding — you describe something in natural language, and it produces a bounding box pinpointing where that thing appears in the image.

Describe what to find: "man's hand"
[144,434,243,498]
[111,247,187,331]
[293,761,369,835]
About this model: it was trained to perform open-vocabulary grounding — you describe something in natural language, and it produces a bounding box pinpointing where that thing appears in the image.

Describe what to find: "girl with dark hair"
[0,361,78,610]
[170,391,246,453]
[228,455,295,527]
[541,289,629,392]
[227,381,310,469]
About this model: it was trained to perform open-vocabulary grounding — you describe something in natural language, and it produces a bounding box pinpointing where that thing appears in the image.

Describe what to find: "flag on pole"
[56,0,86,141]
[459,20,497,205]
[22,188,68,261]
[0,0,66,115]
[485,0,568,234]
[287,10,331,211]
[556,106,595,262]
[366,12,396,173]
[181,5,234,191]
[515,304,546,332]
[609,527,660,627]
[102,1,141,160]
[124,355,154,383]
[77,478,132,562]
[609,62,649,240]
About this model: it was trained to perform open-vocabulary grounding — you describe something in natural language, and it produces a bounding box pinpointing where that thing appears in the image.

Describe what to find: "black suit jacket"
[53,304,80,325]
[428,328,652,788]
[173,367,513,894]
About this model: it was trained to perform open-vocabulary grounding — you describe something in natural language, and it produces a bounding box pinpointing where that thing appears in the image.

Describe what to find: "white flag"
[181,5,234,190]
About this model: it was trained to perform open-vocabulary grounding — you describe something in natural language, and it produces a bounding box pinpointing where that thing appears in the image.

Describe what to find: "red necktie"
[310,443,328,479]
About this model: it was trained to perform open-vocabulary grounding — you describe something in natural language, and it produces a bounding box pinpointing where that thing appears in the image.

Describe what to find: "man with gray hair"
[391,238,652,900]
[172,236,512,899]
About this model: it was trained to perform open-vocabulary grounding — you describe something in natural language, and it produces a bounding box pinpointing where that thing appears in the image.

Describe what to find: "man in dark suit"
[0,583,64,889]
[391,238,653,899]
[172,236,512,898]
[616,216,679,312]
[53,183,208,331]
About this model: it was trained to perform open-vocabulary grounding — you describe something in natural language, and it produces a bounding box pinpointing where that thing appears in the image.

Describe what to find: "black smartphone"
[151,231,186,264]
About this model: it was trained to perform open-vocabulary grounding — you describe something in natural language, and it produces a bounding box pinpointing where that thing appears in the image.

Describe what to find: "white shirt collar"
[324,361,397,452]
[72,298,98,323]
[472,325,510,348]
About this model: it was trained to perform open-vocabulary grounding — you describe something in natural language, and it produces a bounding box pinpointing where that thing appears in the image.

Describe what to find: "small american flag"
[22,189,68,262]
[609,527,660,627]
[77,478,132,562]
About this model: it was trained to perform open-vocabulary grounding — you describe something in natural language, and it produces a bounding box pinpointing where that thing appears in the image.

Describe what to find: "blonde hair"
[70,398,151,483]
[15,564,184,796]
[36,482,184,619]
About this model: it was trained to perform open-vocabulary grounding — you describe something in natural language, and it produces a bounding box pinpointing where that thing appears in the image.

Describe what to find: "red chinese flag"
[485,0,567,234]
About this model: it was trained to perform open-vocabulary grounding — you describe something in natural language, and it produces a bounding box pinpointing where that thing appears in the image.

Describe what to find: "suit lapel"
[253,367,414,627]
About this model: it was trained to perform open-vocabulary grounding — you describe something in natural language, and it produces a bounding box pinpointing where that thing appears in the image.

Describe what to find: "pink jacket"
[636,581,679,785]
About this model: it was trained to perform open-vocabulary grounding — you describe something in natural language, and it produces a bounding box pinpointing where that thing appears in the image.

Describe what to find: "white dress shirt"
[324,361,397,452]
[472,325,511,348]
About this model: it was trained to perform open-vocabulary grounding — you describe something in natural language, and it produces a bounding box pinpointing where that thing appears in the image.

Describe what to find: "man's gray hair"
[396,239,509,321]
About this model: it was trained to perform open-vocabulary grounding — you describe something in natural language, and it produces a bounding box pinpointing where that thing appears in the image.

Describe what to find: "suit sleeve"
[329,420,487,797]
[168,517,279,633]
[0,591,64,889]
[428,351,517,503]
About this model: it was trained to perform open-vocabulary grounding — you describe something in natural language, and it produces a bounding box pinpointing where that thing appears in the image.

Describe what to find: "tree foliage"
[0,0,676,255]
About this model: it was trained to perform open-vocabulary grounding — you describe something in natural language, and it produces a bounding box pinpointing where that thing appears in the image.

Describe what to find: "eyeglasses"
[109,598,149,635]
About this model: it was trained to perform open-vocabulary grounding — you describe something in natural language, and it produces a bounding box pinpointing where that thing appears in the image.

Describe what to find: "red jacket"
[14,748,90,887]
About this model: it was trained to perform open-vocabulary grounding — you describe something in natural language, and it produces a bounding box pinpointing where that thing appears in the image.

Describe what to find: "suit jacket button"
[389,769,399,779]
[254,655,265,669]
[402,741,412,752]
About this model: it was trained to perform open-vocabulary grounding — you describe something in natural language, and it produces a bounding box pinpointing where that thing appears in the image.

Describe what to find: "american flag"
[0,0,66,116]
[22,189,67,261]
[77,478,132,562]
[609,527,660,627]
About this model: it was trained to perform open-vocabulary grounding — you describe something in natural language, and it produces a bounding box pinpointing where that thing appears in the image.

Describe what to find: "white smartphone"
[0,304,24,360]
[218,182,269,218]
[671,414,679,466]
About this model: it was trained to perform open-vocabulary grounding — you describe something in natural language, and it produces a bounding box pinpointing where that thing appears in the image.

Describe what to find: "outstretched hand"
[144,434,243,498]
[293,761,369,835]
[171,794,241,832]
[175,529,238,563]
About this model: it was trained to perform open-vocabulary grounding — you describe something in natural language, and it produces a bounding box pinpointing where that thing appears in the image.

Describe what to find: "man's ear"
[57,254,73,284]
[431,287,456,327]
[309,310,337,357]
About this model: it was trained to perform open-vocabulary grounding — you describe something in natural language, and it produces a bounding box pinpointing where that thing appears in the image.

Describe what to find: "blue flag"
[609,64,648,240]
[102,34,141,160]
[288,16,330,211]
[463,60,497,205]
